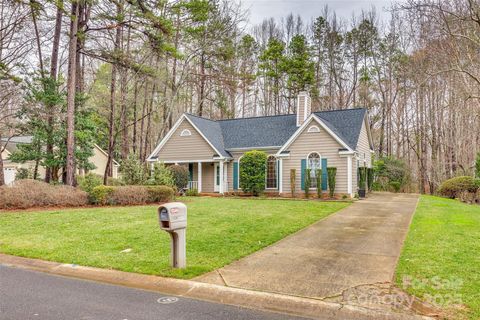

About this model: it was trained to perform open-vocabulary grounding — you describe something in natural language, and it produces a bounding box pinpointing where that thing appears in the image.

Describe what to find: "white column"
[197,162,202,193]
[278,159,283,194]
[224,162,228,193]
[347,155,353,197]
[219,160,224,194]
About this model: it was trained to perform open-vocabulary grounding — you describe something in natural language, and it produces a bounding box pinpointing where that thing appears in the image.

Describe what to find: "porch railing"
[188,180,198,190]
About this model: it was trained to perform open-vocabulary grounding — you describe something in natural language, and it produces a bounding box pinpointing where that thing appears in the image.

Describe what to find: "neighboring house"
[147,92,374,198]
[1,136,120,185]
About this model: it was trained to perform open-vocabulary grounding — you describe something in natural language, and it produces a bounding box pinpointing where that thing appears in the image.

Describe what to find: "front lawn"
[0,197,349,279]
[395,195,480,319]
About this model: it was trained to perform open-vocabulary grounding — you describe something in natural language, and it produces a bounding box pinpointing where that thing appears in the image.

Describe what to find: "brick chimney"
[296,91,311,127]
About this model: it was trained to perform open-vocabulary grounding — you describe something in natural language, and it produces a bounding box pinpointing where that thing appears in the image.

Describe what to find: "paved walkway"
[196,193,419,299]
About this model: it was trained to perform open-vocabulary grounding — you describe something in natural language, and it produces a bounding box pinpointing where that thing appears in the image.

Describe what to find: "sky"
[242,0,394,26]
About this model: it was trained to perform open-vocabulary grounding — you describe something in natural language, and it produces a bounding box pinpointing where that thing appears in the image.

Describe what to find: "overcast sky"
[242,0,394,26]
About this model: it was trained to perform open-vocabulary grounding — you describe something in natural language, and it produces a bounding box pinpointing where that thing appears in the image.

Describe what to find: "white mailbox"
[158,202,187,269]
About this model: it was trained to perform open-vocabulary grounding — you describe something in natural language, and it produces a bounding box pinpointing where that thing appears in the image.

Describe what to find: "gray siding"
[281,119,349,194]
[356,118,372,167]
[155,119,217,162]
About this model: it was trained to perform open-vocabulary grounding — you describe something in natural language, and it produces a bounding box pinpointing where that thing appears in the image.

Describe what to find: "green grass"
[395,195,480,319]
[0,197,349,279]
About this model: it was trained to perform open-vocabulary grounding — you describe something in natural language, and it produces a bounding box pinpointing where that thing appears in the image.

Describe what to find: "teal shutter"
[188,163,194,181]
[321,158,328,190]
[300,159,306,190]
[233,162,239,190]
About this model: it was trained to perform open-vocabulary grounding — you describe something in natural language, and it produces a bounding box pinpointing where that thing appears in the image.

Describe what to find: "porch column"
[347,155,353,197]
[219,160,224,194]
[278,159,283,193]
[198,162,202,193]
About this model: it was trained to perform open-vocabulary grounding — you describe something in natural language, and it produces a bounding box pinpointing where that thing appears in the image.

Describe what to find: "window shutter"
[233,161,239,190]
[301,159,306,190]
[321,158,328,190]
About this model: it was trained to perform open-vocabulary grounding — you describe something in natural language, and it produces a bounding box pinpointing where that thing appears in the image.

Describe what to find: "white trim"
[278,159,283,193]
[219,160,224,194]
[307,125,320,133]
[347,155,353,197]
[147,114,227,162]
[198,162,202,193]
[339,150,355,156]
[276,114,353,156]
[180,129,192,136]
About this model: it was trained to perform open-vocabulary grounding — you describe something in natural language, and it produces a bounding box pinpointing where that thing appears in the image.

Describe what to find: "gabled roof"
[179,108,368,157]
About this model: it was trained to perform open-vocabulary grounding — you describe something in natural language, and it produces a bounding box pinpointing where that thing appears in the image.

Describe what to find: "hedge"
[437,176,479,199]
[90,185,174,205]
[0,180,88,209]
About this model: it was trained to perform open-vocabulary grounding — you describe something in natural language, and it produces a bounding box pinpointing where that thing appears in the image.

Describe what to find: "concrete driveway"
[196,193,419,299]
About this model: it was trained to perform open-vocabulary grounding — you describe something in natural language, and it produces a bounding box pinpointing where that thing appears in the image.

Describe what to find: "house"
[147,92,374,198]
[1,136,120,185]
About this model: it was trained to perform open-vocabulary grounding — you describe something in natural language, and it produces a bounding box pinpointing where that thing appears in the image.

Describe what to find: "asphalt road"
[0,265,304,320]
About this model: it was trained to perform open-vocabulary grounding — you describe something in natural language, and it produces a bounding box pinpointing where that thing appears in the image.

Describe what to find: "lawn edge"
[0,253,432,320]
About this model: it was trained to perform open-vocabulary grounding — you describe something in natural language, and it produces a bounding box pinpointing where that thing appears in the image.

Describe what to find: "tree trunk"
[44,2,63,183]
[65,1,80,186]
[104,5,122,185]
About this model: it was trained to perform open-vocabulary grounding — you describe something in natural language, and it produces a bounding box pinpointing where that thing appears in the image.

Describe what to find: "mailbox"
[157,202,187,269]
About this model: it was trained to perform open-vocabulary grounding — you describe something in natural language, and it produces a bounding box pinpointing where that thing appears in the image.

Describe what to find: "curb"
[0,254,432,320]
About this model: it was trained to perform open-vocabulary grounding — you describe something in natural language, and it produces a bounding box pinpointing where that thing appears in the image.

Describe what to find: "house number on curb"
[157,297,179,304]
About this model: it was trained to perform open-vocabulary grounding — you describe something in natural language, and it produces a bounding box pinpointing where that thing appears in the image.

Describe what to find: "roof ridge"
[217,113,295,122]
[184,113,218,122]
[314,107,366,114]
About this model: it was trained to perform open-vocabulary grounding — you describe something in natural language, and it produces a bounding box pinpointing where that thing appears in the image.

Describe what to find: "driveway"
[196,193,419,299]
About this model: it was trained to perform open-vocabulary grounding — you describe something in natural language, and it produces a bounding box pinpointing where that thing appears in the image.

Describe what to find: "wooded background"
[0,0,479,192]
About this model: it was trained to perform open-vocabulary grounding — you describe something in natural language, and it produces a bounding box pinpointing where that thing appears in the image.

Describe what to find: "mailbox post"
[158,202,187,269]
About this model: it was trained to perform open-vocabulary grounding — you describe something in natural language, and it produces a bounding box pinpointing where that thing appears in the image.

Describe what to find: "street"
[0,265,303,320]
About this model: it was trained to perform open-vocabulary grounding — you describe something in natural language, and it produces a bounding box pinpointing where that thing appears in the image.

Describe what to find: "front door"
[214,163,220,192]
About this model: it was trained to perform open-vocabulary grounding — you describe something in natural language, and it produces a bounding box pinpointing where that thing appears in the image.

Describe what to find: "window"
[307,125,320,133]
[307,152,321,188]
[266,155,277,189]
[180,129,191,136]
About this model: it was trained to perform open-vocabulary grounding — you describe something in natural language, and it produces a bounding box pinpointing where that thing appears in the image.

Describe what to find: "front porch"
[166,160,230,194]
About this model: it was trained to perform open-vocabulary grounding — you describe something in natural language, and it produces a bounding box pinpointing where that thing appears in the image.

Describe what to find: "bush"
[77,173,103,194]
[240,150,268,196]
[367,168,374,191]
[358,167,367,190]
[0,180,88,209]
[149,162,175,187]
[147,185,175,202]
[290,169,296,197]
[315,169,322,198]
[437,176,479,199]
[327,167,337,198]
[90,185,115,205]
[121,154,146,185]
[374,157,410,192]
[389,181,401,193]
[89,185,174,205]
[170,165,189,190]
[107,177,125,186]
[304,168,311,199]
[15,168,33,180]
[185,188,199,196]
